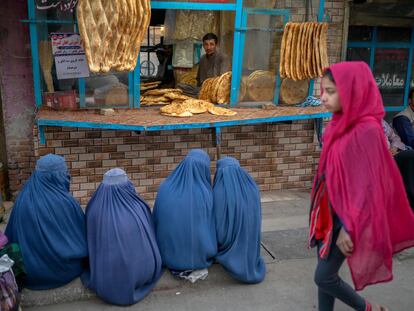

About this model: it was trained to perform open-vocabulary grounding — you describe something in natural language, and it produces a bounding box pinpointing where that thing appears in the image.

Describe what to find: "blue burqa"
[213,157,266,283]
[5,154,87,290]
[81,168,162,306]
[153,149,217,270]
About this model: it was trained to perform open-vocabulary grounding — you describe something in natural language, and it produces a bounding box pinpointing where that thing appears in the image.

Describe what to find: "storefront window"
[373,49,408,107]
[346,48,370,65]
[347,26,414,109]
[348,26,372,42]
[377,27,411,43]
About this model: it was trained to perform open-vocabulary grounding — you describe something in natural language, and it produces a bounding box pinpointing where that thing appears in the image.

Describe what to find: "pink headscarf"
[314,61,414,290]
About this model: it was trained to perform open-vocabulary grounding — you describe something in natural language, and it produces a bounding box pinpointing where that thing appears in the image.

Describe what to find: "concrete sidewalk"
[6,190,414,310]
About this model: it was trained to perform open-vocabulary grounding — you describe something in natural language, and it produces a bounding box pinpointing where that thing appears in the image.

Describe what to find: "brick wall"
[1,1,37,198]
[33,120,320,206]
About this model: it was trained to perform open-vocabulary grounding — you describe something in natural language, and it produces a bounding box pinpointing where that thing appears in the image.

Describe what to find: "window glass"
[377,27,411,43]
[348,26,372,42]
[373,49,409,107]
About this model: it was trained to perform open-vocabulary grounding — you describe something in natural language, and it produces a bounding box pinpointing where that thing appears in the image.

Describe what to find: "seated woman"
[394,150,414,212]
[382,119,408,155]
[5,154,87,290]
[82,168,162,306]
[213,157,266,284]
[153,149,217,271]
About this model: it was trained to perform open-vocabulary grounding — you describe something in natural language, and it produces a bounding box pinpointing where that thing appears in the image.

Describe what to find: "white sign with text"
[51,33,90,80]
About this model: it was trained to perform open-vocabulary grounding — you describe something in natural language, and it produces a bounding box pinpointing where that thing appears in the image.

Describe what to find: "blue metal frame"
[231,8,290,106]
[27,0,327,110]
[307,0,326,98]
[28,0,331,145]
[348,26,414,110]
[28,0,42,107]
[151,1,236,11]
[37,110,331,144]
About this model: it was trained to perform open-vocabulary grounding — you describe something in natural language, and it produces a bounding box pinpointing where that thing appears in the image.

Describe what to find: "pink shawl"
[314,61,414,290]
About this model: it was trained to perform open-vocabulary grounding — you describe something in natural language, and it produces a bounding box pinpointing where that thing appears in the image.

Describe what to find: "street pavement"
[6,190,413,311]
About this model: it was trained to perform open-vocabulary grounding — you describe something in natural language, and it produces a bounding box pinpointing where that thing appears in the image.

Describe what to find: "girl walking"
[309,61,414,311]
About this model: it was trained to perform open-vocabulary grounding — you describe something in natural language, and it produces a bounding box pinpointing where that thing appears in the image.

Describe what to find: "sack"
[0,271,19,311]
[0,255,20,311]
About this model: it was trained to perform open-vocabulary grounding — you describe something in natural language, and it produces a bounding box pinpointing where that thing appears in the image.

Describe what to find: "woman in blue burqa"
[5,154,87,290]
[213,156,266,283]
[153,149,217,271]
[81,168,162,306]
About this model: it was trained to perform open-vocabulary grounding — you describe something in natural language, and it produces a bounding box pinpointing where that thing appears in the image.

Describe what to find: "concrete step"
[21,248,277,308]
[13,190,310,308]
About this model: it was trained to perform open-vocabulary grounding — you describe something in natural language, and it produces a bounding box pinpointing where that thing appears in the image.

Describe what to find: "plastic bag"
[170,268,209,284]
[0,255,19,311]
[172,41,194,68]
[173,10,219,42]
[163,10,176,45]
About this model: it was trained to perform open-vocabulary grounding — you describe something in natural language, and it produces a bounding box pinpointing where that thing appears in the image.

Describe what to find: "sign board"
[36,0,78,12]
[51,33,90,80]
[374,48,408,106]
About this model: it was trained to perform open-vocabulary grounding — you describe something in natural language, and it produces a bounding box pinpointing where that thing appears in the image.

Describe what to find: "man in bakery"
[196,33,229,86]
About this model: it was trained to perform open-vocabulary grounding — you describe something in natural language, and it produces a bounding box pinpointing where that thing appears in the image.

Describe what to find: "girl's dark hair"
[323,69,335,83]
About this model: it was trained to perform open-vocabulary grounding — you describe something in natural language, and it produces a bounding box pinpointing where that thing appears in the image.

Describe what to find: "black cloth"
[394,150,414,212]
[393,116,414,148]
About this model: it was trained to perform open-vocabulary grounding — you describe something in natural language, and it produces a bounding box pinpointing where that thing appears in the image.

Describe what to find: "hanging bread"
[279,22,290,78]
[279,21,329,80]
[77,0,151,73]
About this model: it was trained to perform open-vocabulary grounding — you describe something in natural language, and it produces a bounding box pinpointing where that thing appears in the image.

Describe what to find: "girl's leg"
[315,243,367,311]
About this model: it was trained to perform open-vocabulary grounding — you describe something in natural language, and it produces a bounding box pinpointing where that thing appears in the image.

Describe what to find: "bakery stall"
[26,0,330,152]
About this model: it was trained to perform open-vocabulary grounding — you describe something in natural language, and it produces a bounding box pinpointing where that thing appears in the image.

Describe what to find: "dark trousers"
[315,240,367,311]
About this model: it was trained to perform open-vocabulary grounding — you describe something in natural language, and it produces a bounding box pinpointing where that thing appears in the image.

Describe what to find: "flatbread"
[160,102,193,117]
[302,23,310,79]
[279,78,309,105]
[210,76,221,103]
[217,71,232,104]
[183,99,212,114]
[240,76,248,101]
[290,23,299,81]
[314,23,323,77]
[105,0,124,69]
[208,106,237,116]
[160,102,181,114]
[164,92,192,101]
[320,23,329,71]
[162,111,193,118]
[199,78,214,100]
[284,22,293,79]
[279,22,290,78]
[142,95,170,102]
[295,23,305,81]
[308,22,316,78]
[144,88,183,96]
[141,101,169,106]
[247,70,275,101]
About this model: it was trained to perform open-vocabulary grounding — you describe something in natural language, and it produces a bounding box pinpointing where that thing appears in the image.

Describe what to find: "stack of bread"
[160,99,237,118]
[77,0,151,73]
[280,22,329,80]
[141,88,193,106]
[199,72,232,104]
[141,81,162,91]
